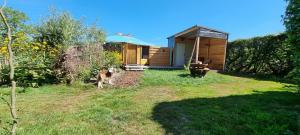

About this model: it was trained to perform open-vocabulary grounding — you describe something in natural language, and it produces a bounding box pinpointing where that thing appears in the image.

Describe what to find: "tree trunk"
[0,2,17,135]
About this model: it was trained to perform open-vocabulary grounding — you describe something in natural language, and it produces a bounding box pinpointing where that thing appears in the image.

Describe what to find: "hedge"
[225,33,293,76]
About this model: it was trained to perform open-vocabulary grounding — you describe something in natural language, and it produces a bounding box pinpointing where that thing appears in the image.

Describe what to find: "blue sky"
[7,0,286,46]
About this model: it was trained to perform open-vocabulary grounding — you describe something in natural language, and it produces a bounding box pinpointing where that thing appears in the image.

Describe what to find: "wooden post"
[125,44,128,65]
[223,34,229,71]
[207,39,211,59]
[187,38,197,68]
[173,39,177,66]
[121,44,124,63]
[195,36,200,63]
[137,46,141,65]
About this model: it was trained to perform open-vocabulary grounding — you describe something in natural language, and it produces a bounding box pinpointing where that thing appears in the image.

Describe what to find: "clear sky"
[7,0,286,46]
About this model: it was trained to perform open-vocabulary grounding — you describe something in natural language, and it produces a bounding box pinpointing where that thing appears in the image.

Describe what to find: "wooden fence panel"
[149,47,170,66]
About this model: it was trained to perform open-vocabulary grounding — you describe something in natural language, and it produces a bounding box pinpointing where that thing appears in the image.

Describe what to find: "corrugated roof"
[106,35,154,46]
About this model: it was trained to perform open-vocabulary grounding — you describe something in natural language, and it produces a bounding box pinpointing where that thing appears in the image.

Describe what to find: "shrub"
[78,68,92,82]
[63,50,122,83]
[53,45,103,84]
[103,51,122,69]
[1,41,58,87]
[226,33,293,76]
[0,8,112,86]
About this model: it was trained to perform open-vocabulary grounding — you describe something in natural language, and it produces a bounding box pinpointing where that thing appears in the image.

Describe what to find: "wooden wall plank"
[137,46,141,65]
[175,37,227,70]
[149,47,170,66]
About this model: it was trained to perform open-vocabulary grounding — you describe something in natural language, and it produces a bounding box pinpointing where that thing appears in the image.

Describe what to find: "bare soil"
[111,71,143,87]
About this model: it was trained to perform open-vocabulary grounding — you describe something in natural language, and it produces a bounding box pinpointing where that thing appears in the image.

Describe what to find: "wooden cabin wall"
[149,47,170,66]
[137,46,142,65]
[210,38,226,70]
[199,38,226,70]
[126,44,138,65]
[122,44,127,64]
[122,44,171,66]
[199,38,210,61]
[122,44,141,65]
[173,37,227,70]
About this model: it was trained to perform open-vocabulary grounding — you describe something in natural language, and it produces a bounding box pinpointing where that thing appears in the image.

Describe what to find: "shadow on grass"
[218,71,295,84]
[177,74,191,78]
[152,91,300,135]
[178,73,205,78]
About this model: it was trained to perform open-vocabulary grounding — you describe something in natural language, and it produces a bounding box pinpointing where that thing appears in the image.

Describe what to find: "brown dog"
[97,68,114,89]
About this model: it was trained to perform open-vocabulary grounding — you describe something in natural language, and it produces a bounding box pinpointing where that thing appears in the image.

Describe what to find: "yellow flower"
[33,46,39,50]
[0,46,7,52]
[0,47,8,55]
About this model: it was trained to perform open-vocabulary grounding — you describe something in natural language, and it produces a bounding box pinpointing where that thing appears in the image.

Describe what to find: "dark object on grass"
[189,63,210,77]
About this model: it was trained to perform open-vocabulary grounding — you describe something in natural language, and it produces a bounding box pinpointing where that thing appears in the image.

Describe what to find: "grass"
[0,70,299,135]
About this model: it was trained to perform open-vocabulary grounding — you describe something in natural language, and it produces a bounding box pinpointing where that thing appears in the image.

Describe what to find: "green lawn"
[0,70,299,135]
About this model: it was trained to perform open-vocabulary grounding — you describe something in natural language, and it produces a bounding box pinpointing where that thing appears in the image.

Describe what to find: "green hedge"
[225,33,293,76]
[284,0,300,87]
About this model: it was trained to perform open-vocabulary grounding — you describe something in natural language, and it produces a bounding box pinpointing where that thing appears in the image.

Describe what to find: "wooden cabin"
[106,35,170,70]
[168,25,229,70]
[121,44,170,66]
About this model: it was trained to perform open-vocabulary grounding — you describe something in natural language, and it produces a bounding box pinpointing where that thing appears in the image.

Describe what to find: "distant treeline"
[225,33,293,77]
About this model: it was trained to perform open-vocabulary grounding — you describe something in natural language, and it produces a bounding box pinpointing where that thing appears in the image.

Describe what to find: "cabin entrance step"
[124,65,149,71]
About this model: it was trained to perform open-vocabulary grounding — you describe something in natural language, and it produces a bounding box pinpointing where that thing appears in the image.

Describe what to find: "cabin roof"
[106,35,154,46]
[167,25,229,39]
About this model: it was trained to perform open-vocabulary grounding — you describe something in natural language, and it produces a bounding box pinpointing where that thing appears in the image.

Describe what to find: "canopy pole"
[187,38,197,68]
[195,36,200,63]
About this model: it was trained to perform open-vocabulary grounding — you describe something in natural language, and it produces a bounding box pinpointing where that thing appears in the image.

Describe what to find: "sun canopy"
[106,35,154,46]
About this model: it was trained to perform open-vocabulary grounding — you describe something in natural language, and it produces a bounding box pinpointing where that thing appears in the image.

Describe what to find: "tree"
[0,6,28,39]
[0,6,29,75]
[0,0,17,134]
[35,9,84,48]
[0,7,53,87]
[284,0,300,89]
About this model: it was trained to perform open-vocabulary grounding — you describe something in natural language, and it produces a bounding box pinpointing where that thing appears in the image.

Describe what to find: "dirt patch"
[111,71,143,88]
[133,86,178,103]
[36,91,101,114]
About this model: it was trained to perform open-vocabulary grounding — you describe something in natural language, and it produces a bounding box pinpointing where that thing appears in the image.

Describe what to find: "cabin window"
[142,46,149,59]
